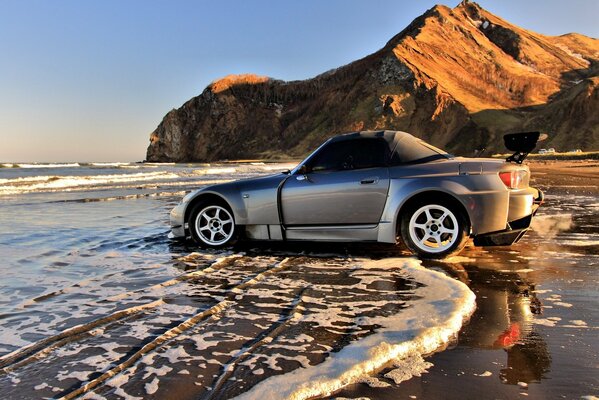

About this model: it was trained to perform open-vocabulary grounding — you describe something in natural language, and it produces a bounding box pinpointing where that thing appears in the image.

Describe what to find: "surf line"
[0,254,243,372]
[57,257,293,400]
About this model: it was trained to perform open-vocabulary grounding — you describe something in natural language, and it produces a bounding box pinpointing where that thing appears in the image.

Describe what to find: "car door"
[280,137,390,226]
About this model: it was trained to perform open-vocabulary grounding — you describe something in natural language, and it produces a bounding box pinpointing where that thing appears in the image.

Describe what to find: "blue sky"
[1,0,597,162]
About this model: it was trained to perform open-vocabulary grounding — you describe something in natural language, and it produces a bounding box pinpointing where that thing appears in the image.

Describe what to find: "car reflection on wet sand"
[443,260,552,384]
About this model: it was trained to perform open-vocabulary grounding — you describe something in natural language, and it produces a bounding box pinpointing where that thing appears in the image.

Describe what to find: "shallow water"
[329,195,599,399]
[0,164,597,399]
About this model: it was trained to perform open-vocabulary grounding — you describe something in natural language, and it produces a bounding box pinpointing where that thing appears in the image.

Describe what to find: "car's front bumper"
[473,188,544,246]
[169,202,186,239]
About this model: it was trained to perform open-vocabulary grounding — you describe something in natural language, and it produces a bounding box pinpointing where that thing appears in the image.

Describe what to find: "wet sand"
[0,161,597,399]
[528,160,599,195]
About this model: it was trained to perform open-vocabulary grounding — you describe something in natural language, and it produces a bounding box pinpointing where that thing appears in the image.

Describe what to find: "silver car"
[169,130,544,258]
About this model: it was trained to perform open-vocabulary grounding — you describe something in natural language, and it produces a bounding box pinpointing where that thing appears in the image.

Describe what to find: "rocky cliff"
[146,1,599,162]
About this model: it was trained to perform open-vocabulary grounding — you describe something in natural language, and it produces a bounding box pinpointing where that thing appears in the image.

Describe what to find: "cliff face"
[146,2,599,162]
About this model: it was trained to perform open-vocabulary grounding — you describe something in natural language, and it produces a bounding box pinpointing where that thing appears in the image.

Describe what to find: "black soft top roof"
[332,130,406,146]
[333,130,447,156]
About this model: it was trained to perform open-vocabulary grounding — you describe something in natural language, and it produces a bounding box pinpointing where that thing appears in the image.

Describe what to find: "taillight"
[499,170,527,189]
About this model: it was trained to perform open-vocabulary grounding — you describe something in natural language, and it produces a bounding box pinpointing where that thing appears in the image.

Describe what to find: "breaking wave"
[88,162,132,167]
[0,171,180,195]
[6,163,82,169]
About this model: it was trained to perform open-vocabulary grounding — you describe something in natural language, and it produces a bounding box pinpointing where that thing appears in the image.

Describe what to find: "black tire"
[400,200,470,259]
[188,201,238,248]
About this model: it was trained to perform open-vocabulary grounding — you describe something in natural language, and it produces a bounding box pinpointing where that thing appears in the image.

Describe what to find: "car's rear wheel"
[189,203,237,247]
[400,202,469,259]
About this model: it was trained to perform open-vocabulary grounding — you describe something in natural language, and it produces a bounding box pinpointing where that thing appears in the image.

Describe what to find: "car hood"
[198,172,288,194]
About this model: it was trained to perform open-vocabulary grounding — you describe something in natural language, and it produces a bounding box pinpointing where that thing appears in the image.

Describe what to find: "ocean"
[0,162,597,399]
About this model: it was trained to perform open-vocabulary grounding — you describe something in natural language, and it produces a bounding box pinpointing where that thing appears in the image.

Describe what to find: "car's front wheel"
[189,203,237,247]
[400,202,469,259]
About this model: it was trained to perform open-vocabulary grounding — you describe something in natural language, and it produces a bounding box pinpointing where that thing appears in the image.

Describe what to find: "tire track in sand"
[0,254,243,372]
[208,287,307,399]
[57,257,293,400]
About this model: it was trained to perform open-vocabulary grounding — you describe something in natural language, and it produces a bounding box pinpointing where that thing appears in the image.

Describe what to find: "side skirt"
[284,224,379,242]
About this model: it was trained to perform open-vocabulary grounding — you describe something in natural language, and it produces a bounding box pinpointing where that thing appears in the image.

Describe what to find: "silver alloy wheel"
[194,205,235,246]
[408,204,459,254]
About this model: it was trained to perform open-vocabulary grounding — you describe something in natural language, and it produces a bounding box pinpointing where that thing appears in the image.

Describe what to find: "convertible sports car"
[169,130,544,258]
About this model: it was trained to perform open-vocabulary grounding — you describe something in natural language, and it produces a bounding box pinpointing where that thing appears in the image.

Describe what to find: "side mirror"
[295,164,311,181]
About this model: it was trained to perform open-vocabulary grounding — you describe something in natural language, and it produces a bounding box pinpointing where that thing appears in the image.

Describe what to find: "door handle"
[360,177,379,184]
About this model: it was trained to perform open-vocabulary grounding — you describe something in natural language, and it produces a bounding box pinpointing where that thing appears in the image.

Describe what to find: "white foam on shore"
[384,353,433,384]
[90,162,131,167]
[144,162,176,166]
[356,376,391,388]
[234,258,476,400]
[145,377,159,394]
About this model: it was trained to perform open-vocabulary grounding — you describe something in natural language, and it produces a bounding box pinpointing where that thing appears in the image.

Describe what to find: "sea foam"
[15,163,81,169]
[235,258,476,399]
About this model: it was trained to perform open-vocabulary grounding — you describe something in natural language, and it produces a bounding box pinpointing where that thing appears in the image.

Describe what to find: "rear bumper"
[474,188,543,246]
[507,186,541,222]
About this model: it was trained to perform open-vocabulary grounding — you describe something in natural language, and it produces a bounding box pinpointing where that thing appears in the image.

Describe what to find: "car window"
[390,135,448,164]
[309,138,390,172]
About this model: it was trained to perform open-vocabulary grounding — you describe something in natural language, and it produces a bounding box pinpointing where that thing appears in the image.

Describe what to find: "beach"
[0,160,597,399]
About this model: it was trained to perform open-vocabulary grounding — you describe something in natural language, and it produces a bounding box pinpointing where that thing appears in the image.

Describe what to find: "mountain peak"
[383,0,598,112]
[454,0,481,11]
[147,3,599,162]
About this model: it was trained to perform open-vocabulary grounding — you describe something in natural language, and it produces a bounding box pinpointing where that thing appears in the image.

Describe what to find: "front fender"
[182,173,287,227]
[183,185,248,225]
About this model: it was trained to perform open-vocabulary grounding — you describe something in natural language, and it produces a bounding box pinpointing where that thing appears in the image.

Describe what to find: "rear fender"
[377,177,509,243]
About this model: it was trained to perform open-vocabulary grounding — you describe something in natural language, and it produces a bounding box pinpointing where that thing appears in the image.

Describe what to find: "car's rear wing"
[504,132,547,164]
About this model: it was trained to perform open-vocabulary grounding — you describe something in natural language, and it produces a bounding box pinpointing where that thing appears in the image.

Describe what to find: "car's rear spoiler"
[504,132,547,164]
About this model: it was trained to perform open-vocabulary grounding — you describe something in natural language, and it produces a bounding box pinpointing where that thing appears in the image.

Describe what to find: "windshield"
[291,138,331,174]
